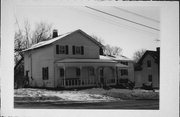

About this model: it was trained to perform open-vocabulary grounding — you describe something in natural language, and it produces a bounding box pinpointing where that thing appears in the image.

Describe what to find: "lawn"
[14,88,159,103]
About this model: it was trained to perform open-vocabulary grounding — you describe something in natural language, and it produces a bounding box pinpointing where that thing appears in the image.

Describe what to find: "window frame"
[75,46,81,54]
[42,67,49,80]
[56,45,68,54]
[148,75,152,82]
[60,68,65,77]
[76,68,81,77]
[120,69,128,76]
[147,60,151,68]
[72,45,84,55]
[59,45,66,54]
[89,67,95,76]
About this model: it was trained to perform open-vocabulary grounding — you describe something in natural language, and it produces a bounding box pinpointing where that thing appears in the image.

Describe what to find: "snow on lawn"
[14,88,119,102]
[14,88,159,103]
[82,88,159,100]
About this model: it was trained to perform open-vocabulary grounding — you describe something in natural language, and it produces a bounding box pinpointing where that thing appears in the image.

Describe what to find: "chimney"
[156,47,160,53]
[52,29,58,38]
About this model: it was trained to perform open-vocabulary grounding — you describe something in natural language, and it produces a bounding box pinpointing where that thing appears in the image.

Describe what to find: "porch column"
[114,66,117,84]
[63,66,66,87]
[93,66,97,86]
[80,66,82,86]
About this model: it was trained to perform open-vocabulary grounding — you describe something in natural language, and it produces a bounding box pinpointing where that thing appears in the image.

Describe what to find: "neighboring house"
[22,29,134,89]
[134,48,160,89]
[100,55,134,84]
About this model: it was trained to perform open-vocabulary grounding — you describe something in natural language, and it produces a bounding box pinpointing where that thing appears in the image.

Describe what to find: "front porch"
[55,59,117,88]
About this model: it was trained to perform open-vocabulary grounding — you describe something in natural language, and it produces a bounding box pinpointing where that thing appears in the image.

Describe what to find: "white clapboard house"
[23,29,134,89]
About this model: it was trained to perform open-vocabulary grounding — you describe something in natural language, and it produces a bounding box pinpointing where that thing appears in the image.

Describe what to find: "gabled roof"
[23,29,104,52]
[137,50,160,65]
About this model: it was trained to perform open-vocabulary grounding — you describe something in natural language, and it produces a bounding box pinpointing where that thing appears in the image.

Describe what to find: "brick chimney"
[52,29,58,38]
[156,47,160,53]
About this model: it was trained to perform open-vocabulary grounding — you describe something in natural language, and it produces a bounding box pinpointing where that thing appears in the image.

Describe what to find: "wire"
[85,6,160,31]
[113,7,160,23]
[73,7,158,36]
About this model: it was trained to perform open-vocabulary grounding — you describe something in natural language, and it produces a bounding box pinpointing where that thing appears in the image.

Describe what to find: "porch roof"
[56,58,117,63]
[116,63,128,68]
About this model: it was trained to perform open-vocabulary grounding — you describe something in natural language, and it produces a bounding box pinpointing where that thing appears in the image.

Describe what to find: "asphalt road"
[14,100,159,109]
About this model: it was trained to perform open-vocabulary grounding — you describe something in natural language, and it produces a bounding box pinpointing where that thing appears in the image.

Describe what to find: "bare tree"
[32,22,52,44]
[91,35,122,56]
[24,20,31,48]
[104,44,122,56]
[91,35,105,45]
[133,49,146,63]
[14,20,53,65]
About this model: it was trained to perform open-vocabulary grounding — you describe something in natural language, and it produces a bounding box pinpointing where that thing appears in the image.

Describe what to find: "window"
[76,68,80,76]
[99,48,104,55]
[89,67,94,76]
[148,75,152,82]
[60,68,64,77]
[59,46,66,54]
[72,46,84,55]
[121,69,128,76]
[120,61,128,66]
[56,45,68,54]
[100,68,104,77]
[147,60,151,67]
[25,71,29,77]
[42,67,48,80]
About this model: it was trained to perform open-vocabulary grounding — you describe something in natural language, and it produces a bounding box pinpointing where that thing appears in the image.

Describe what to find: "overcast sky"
[15,5,160,59]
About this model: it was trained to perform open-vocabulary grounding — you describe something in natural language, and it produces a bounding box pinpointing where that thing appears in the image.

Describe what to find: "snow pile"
[14,88,119,102]
[14,88,62,102]
[82,88,159,100]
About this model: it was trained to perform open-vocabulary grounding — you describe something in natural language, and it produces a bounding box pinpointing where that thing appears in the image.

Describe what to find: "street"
[14,100,159,109]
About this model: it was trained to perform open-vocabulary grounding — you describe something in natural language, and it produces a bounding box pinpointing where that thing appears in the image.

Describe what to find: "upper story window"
[121,69,128,76]
[56,45,68,54]
[120,61,128,66]
[147,60,151,68]
[72,46,84,55]
[42,67,49,80]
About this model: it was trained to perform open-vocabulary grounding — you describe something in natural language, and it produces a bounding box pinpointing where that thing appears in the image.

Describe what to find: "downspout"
[54,61,56,88]
[30,53,33,81]
[116,66,118,85]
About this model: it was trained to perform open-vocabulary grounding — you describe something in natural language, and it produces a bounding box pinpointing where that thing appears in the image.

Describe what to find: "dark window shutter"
[72,46,75,55]
[99,48,103,55]
[81,46,84,55]
[42,68,45,80]
[66,45,68,54]
[56,45,59,54]
[46,67,49,80]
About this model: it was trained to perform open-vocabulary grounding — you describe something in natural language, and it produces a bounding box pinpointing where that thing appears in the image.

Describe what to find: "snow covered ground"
[14,88,119,103]
[14,88,159,103]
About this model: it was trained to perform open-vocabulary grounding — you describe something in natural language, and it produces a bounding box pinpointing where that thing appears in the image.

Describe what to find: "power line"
[85,6,160,31]
[73,7,158,36]
[113,7,160,23]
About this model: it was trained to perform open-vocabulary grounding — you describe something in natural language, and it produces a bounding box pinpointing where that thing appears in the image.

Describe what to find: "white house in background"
[134,48,160,89]
[23,29,134,89]
[100,55,134,84]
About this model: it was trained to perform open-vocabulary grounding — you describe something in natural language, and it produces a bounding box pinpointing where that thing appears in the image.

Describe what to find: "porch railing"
[61,78,116,88]
[61,78,96,88]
